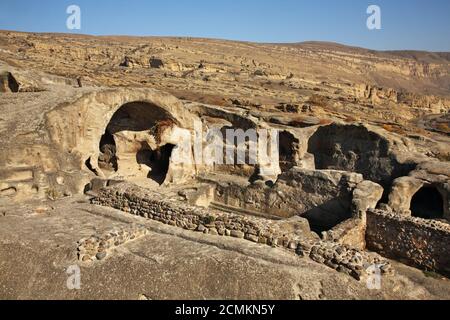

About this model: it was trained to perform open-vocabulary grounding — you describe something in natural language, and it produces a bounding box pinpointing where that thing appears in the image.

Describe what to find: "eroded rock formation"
[1,31,449,297]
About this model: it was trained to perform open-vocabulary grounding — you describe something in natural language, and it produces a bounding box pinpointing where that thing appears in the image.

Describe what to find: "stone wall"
[77,224,148,262]
[322,218,367,250]
[366,209,450,276]
[91,182,393,280]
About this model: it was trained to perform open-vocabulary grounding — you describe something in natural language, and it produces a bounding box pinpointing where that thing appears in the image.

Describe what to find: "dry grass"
[436,152,450,162]
[288,116,332,127]
[288,116,309,127]
[344,115,357,123]
[307,94,329,108]
[382,124,406,135]
[410,127,430,136]
[45,188,62,201]
[319,119,333,125]
[436,123,450,134]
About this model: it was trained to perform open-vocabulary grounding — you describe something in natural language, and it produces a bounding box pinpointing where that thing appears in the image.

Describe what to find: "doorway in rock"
[136,144,176,185]
[410,186,444,220]
[92,101,178,183]
[279,131,298,172]
[98,130,118,173]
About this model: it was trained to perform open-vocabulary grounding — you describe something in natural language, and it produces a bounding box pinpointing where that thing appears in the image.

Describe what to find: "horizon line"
[1,28,448,54]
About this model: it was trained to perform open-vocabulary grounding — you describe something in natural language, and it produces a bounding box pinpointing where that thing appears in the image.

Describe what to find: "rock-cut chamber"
[96,101,178,186]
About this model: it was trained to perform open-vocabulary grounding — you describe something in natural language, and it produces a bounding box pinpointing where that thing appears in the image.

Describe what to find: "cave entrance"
[98,130,118,173]
[137,144,175,185]
[410,186,444,220]
[279,131,298,172]
[92,101,178,184]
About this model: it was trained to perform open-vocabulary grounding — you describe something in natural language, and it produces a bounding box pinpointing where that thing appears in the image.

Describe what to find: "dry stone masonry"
[297,240,393,280]
[92,182,393,280]
[366,209,450,276]
[77,224,148,262]
[1,31,450,298]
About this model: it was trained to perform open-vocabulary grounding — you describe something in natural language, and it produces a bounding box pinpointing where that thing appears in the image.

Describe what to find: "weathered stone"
[1,31,450,299]
[352,181,384,219]
[230,230,245,239]
[367,209,450,277]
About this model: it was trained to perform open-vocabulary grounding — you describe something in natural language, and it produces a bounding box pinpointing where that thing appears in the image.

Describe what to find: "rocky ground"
[0,195,449,300]
[1,30,449,161]
[1,31,449,139]
[0,30,449,300]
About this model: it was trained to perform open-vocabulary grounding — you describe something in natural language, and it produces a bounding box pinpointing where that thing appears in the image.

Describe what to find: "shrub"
[203,215,216,225]
[319,119,333,125]
[381,124,407,136]
[46,188,62,201]
[436,123,450,134]
[307,94,328,108]
[344,115,357,123]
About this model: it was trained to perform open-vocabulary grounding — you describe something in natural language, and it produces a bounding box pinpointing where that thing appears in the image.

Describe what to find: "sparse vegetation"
[436,122,450,134]
[382,124,406,135]
[319,118,333,125]
[203,215,216,225]
[423,270,445,280]
[307,94,329,108]
[45,188,62,201]
[344,115,357,123]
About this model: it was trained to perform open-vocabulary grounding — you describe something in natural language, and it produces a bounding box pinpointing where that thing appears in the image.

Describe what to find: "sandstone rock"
[388,176,424,213]
[230,230,245,239]
[352,180,384,219]
[1,31,450,298]
[96,252,107,260]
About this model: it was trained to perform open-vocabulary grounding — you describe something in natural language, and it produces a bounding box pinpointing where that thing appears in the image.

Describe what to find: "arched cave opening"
[410,186,444,220]
[136,144,175,185]
[107,102,175,134]
[98,130,118,172]
[89,101,178,184]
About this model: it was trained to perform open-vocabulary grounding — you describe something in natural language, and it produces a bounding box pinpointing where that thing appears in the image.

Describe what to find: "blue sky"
[0,0,449,51]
